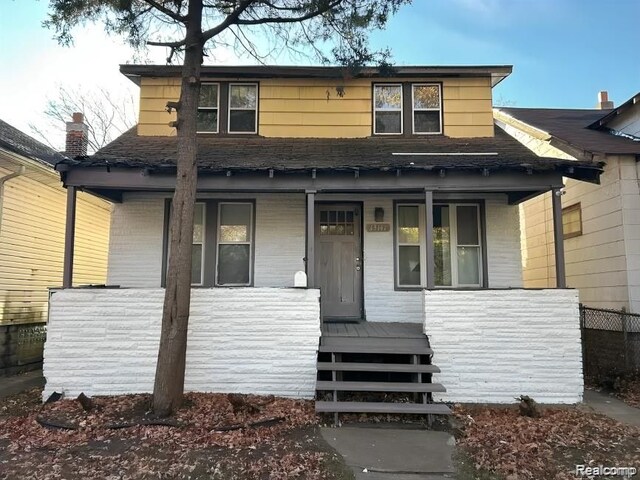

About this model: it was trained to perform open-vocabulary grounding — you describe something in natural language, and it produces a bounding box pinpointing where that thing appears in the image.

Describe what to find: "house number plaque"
[366,223,391,232]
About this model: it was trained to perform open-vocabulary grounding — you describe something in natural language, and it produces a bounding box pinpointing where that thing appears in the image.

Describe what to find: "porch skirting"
[424,289,583,404]
[43,288,321,400]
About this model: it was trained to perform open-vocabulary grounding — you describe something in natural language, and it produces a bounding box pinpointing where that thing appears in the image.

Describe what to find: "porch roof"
[58,128,602,183]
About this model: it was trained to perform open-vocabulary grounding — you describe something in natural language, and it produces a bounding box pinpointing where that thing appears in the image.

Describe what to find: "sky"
[0,0,638,150]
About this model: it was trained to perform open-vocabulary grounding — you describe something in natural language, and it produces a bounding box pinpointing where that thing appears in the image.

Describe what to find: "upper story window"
[197,83,219,133]
[373,84,403,135]
[373,83,443,136]
[412,84,442,134]
[196,82,258,134]
[229,84,258,134]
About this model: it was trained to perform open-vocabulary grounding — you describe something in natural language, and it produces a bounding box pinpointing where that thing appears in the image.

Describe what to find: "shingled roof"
[0,119,67,167]
[60,127,601,180]
[496,107,640,156]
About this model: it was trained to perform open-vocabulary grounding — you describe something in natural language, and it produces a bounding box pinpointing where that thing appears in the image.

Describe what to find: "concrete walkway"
[321,426,456,480]
[0,370,44,399]
[584,389,640,427]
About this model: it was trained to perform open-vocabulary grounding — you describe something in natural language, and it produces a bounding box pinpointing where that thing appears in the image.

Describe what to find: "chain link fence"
[580,304,640,384]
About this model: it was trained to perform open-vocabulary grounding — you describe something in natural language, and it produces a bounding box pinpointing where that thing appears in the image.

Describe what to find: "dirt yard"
[0,388,353,480]
[453,403,640,480]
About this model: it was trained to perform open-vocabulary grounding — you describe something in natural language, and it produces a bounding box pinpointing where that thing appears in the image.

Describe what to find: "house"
[495,91,640,314]
[0,116,111,375]
[43,65,603,414]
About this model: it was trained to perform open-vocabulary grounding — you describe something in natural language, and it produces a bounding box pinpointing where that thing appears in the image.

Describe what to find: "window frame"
[191,202,207,286]
[393,200,484,290]
[215,201,254,287]
[562,202,582,239]
[161,199,256,288]
[196,82,220,134]
[227,83,259,135]
[411,83,443,135]
[373,83,404,135]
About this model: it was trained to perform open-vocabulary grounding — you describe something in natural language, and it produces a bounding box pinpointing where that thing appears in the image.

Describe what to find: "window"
[163,200,255,287]
[216,203,253,285]
[197,83,219,133]
[562,203,582,239]
[228,84,258,133]
[320,209,355,236]
[395,203,483,288]
[374,84,402,134]
[191,203,206,285]
[412,84,442,134]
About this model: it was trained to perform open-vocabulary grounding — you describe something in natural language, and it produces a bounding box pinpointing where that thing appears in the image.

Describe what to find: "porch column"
[306,190,316,288]
[424,190,435,289]
[62,186,77,288]
[551,188,567,288]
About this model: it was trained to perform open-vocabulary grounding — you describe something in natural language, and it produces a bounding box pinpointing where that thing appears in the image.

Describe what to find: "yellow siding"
[0,165,111,325]
[137,76,494,138]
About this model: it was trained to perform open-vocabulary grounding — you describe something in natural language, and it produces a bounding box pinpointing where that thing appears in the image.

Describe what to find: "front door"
[315,204,363,320]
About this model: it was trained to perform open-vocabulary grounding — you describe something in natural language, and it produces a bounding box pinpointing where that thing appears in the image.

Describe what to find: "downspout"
[0,166,26,233]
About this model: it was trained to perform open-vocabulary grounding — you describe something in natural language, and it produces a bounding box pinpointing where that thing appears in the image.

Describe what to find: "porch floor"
[321,322,424,339]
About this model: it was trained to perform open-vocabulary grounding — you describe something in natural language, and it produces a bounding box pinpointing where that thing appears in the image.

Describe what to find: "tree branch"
[140,0,186,23]
[201,0,253,42]
[236,0,343,26]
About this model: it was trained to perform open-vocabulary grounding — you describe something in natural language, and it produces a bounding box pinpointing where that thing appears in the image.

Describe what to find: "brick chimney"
[65,112,88,157]
[596,91,614,110]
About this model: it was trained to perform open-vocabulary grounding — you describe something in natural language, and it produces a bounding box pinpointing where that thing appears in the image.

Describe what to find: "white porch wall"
[107,192,305,288]
[424,289,583,404]
[43,288,320,398]
[107,192,523,321]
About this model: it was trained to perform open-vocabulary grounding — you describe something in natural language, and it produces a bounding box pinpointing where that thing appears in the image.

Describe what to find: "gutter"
[0,166,25,233]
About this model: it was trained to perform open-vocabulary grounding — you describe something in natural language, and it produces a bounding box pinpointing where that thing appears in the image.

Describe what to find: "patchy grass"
[452,404,640,480]
[0,388,353,479]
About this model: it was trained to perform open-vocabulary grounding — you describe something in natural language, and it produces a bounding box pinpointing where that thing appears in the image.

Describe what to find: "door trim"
[314,201,365,321]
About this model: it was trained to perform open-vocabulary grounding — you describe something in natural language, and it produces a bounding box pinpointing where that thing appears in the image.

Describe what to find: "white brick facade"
[43,288,321,399]
[106,193,523,322]
[424,289,583,404]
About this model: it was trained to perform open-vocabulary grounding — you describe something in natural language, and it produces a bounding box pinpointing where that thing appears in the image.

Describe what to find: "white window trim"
[373,83,403,135]
[228,83,259,134]
[395,203,482,289]
[215,202,254,286]
[197,83,220,134]
[412,83,442,135]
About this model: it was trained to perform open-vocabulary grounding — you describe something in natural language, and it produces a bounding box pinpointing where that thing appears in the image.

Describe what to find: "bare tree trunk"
[152,0,204,417]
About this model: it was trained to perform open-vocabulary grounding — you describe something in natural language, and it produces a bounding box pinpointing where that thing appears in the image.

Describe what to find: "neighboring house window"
[192,203,206,285]
[562,203,582,239]
[216,203,253,286]
[228,84,258,134]
[197,83,219,133]
[395,203,483,288]
[373,84,403,134]
[412,84,442,134]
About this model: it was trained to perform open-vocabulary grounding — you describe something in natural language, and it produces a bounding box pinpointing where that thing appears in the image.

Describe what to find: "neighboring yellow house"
[495,91,640,313]
[0,118,111,373]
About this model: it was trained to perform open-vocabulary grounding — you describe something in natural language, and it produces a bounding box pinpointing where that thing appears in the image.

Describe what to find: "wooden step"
[316,381,446,393]
[322,337,429,348]
[318,344,433,355]
[315,401,452,415]
[317,362,440,373]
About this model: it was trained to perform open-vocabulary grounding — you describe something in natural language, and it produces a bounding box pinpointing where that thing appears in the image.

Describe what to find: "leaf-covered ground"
[617,377,640,409]
[453,404,640,480]
[0,388,353,480]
